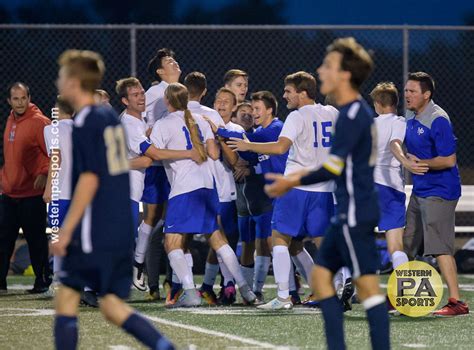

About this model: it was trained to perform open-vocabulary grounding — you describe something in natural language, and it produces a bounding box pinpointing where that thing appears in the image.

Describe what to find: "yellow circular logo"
[387,261,443,317]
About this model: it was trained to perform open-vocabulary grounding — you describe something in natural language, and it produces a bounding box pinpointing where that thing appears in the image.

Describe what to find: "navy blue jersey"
[217,118,288,175]
[330,99,379,226]
[69,105,133,255]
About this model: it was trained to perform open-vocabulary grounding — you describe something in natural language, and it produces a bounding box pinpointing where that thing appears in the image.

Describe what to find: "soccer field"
[1,275,473,349]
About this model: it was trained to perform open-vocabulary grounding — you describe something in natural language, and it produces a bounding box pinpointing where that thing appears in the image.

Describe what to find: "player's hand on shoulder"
[203,116,219,134]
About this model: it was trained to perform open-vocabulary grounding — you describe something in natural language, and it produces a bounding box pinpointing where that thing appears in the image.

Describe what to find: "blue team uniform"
[59,105,134,299]
[309,99,380,279]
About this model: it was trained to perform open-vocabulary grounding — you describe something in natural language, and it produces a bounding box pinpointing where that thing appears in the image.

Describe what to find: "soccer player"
[224,69,249,103]
[401,72,468,316]
[52,49,173,350]
[142,48,181,299]
[264,38,390,349]
[149,83,256,307]
[116,77,201,292]
[234,101,253,125]
[228,73,338,310]
[93,89,111,106]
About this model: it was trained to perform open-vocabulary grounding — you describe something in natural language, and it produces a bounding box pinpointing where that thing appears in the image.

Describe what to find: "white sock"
[217,255,234,285]
[392,251,409,269]
[168,249,194,290]
[216,244,247,288]
[341,266,352,282]
[291,248,314,285]
[172,270,180,284]
[135,221,152,264]
[254,256,270,293]
[53,256,62,277]
[84,286,94,292]
[241,265,254,288]
[273,245,291,299]
[203,263,219,287]
[333,269,344,289]
[184,252,193,277]
[289,262,296,292]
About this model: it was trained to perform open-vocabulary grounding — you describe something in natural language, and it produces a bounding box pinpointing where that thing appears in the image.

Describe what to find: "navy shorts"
[60,250,133,299]
[316,221,379,279]
[376,183,406,231]
[272,189,334,238]
[164,188,219,234]
[141,166,170,205]
[219,201,238,238]
[239,211,272,242]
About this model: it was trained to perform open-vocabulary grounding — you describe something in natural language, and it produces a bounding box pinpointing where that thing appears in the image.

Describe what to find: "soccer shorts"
[272,189,334,238]
[376,183,406,231]
[164,188,219,234]
[219,201,238,239]
[239,211,273,243]
[141,166,170,205]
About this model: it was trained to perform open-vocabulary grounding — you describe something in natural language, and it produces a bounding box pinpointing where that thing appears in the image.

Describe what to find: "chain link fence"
[1,24,473,185]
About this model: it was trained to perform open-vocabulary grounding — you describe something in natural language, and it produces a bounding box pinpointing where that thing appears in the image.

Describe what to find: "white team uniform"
[373,113,406,192]
[280,103,339,193]
[121,113,149,203]
[150,110,215,199]
[220,121,244,201]
[43,119,73,201]
[144,81,169,128]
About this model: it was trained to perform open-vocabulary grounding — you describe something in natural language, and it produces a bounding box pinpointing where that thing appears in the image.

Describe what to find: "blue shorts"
[316,221,379,279]
[239,211,273,242]
[141,166,170,205]
[60,251,133,299]
[219,201,238,239]
[272,189,334,238]
[376,183,406,231]
[164,188,219,234]
[48,199,71,228]
[130,200,139,238]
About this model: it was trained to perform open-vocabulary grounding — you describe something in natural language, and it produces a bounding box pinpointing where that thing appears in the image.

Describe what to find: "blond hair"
[370,82,399,108]
[58,50,105,93]
[165,83,207,162]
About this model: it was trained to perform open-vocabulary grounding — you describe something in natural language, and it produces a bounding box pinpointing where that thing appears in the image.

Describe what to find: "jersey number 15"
[313,121,333,148]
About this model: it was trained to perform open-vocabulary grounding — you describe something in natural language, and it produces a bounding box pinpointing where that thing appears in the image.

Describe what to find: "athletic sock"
[363,295,390,350]
[53,256,62,280]
[216,244,247,288]
[273,245,291,299]
[122,312,173,349]
[184,252,194,279]
[391,251,409,269]
[291,248,314,285]
[54,315,78,350]
[341,267,352,282]
[241,264,254,288]
[217,255,234,285]
[135,222,152,264]
[320,295,345,350]
[254,256,271,293]
[289,262,296,293]
[202,263,219,290]
[167,249,194,290]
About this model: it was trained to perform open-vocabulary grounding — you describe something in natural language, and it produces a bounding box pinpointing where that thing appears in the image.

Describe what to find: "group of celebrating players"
[42,36,467,350]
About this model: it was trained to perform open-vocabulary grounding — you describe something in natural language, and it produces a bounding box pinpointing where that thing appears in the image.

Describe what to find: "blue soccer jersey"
[405,100,461,200]
[70,105,134,255]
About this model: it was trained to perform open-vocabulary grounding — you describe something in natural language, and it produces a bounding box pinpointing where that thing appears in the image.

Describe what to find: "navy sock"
[170,282,182,298]
[54,315,78,350]
[200,283,213,292]
[320,295,345,350]
[366,301,390,350]
[122,313,174,349]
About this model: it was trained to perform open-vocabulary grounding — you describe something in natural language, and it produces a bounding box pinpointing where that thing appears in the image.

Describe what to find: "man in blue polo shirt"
[402,72,468,317]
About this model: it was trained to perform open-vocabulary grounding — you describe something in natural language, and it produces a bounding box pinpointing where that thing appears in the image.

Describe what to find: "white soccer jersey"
[220,121,244,201]
[143,81,169,128]
[374,113,406,192]
[150,110,215,199]
[121,113,149,202]
[280,104,338,192]
[187,101,236,202]
[43,119,73,200]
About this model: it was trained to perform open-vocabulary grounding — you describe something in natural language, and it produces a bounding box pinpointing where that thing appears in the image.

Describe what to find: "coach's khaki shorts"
[403,195,458,258]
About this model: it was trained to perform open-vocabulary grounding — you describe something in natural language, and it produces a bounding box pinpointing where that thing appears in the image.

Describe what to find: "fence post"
[402,26,409,111]
[130,24,137,77]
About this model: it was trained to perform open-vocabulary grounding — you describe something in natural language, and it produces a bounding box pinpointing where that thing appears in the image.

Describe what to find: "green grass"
[1,275,473,349]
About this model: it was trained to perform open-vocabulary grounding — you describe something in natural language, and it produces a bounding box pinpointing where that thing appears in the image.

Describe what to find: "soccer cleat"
[290,290,301,305]
[433,298,469,317]
[219,281,237,305]
[239,284,256,305]
[340,278,354,312]
[257,297,293,310]
[253,291,265,305]
[26,285,49,294]
[80,291,99,308]
[132,261,148,292]
[145,288,161,301]
[165,288,183,307]
[199,288,218,305]
[166,289,201,308]
[302,294,320,308]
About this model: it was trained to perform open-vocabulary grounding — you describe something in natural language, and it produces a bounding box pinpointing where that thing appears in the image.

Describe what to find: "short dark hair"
[115,77,141,100]
[7,82,30,98]
[223,69,248,86]
[56,95,74,116]
[370,82,399,108]
[147,48,176,82]
[326,37,374,90]
[407,72,435,100]
[184,72,207,98]
[284,72,317,100]
[251,91,278,116]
